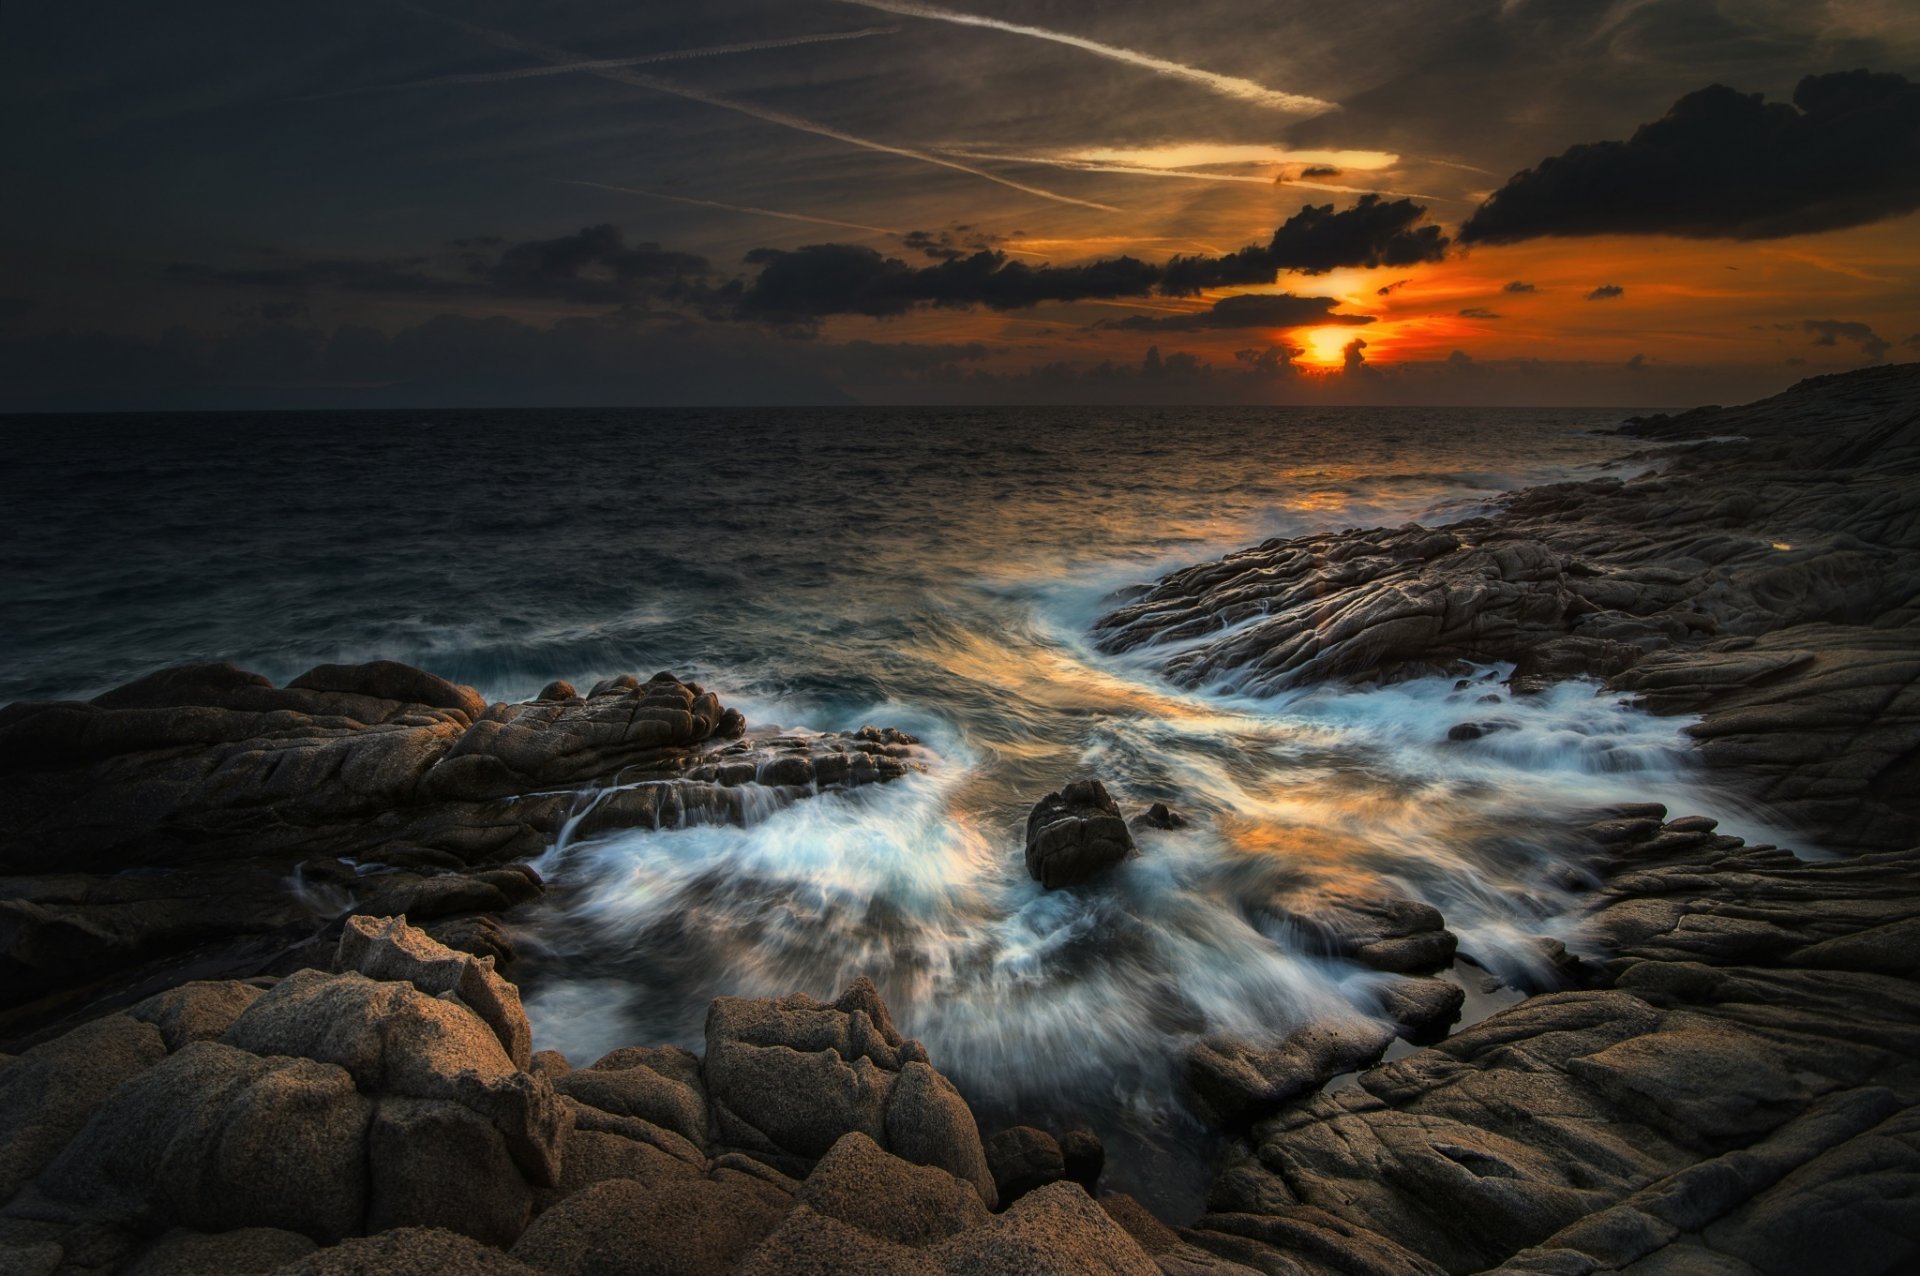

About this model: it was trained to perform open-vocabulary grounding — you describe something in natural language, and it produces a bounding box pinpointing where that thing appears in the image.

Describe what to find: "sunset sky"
[3,0,1917,408]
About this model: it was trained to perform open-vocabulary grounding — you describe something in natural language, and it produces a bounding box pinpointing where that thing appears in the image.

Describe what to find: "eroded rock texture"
[1096,364,1920,851]
[0,919,1180,1276]
[0,663,923,1046]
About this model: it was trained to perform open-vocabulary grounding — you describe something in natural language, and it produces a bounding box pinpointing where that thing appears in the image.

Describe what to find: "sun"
[1295,326,1357,368]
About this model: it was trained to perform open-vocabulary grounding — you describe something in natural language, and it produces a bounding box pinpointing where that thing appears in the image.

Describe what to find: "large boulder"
[1025,779,1137,890]
[929,1180,1161,1275]
[702,977,995,1206]
[795,1132,989,1247]
[508,1176,787,1276]
[0,1014,167,1202]
[335,914,533,1070]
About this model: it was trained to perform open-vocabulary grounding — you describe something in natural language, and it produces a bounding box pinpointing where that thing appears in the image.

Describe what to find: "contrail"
[417,11,1122,212]
[563,180,901,235]
[297,28,900,101]
[836,0,1335,115]
[935,148,1451,202]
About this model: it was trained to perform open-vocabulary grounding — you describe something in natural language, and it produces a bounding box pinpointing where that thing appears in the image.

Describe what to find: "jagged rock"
[928,1180,1161,1275]
[0,1014,167,1201]
[884,1062,998,1209]
[335,914,533,1070]
[796,1131,989,1247]
[123,1226,316,1275]
[508,1176,786,1276]
[985,1126,1065,1205]
[365,1097,532,1246]
[1130,802,1188,832]
[1026,779,1137,889]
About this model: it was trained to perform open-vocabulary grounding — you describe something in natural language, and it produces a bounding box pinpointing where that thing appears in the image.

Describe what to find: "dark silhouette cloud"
[899,226,1003,260]
[1805,319,1890,362]
[1342,337,1370,373]
[486,225,709,303]
[723,245,1161,320]
[1160,196,1448,293]
[1503,281,1537,293]
[1105,293,1372,331]
[1461,70,1920,243]
[1458,307,1502,319]
[1588,284,1624,300]
[1299,165,1341,177]
[1377,278,1409,296]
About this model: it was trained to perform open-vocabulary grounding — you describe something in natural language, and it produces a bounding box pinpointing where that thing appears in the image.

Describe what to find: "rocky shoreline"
[3,364,1918,1273]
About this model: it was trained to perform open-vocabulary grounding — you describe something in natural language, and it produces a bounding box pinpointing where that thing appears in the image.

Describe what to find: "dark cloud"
[1588,284,1624,300]
[1343,337,1369,372]
[1458,307,1502,319]
[1804,319,1890,362]
[1627,353,1649,371]
[1461,70,1920,243]
[1160,196,1448,293]
[1503,281,1537,293]
[722,245,1160,321]
[1105,293,1372,332]
[1376,279,1409,296]
[486,225,709,303]
[899,225,1002,261]
[166,256,448,296]
[1299,165,1341,178]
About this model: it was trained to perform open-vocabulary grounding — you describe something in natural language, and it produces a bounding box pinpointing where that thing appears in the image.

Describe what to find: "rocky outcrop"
[1025,779,1138,889]
[0,918,1187,1275]
[0,663,925,1046]
[1095,363,1920,852]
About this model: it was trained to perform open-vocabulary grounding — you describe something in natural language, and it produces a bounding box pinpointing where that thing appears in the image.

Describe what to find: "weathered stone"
[122,1226,316,1276]
[796,1131,989,1247]
[929,1180,1161,1275]
[985,1126,1065,1205]
[271,1227,544,1275]
[365,1097,532,1247]
[1026,779,1137,889]
[507,1175,786,1276]
[0,1014,166,1201]
[884,1061,997,1208]
[127,981,265,1052]
[335,914,533,1069]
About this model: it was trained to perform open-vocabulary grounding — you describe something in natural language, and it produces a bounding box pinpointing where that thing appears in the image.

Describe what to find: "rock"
[219,967,569,1186]
[335,914,533,1069]
[1130,802,1188,831]
[1025,779,1137,889]
[796,1131,989,1246]
[507,1176,786,1276]
[732,1205,938,1275]
[1374,975,1467,1043]
[884,1062,997,1208]
[128,981,265,1051]
[557,1044,708,1147]
[123,1227,316,1276]
[0,1013,167,1201]
[270,1227,544,1275]
[1059,1127,1105,1193]
[365,1097,532,1247]
[286,661,487,721]
[37,1041,371,1241]
[985,1126,1064,1205]
[535,681,578,702]
[1262,894,1457,973]
[928,1180,1161,1275]
[1188,1018,1399,1125]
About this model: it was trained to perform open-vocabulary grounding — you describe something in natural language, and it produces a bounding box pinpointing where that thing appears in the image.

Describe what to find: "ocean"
[0,405,1778,1210]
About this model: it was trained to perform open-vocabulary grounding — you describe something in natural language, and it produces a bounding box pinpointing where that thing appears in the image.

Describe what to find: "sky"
[2,0,1917,409]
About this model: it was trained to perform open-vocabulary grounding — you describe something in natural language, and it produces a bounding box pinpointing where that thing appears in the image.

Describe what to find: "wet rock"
[1188,1018,1399,1125]
[985,1126,1065,1205]
[285,661,487,721]
[796,1131,989,1246]
[1129,801,1188,832]
[534,681,577,702]
[1263,894,1457,974]
[1373,975,1466,1043]
[1059,1127,1105,1193]
[1025,779,1137,890]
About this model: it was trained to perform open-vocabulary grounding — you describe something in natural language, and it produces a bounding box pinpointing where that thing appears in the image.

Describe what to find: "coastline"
[1,364,1916,1274]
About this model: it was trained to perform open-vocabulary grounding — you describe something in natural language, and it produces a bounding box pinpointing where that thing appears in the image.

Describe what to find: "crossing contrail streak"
[563,181,901,235]
[297,28,900,101]
[417,11,1122,212]
[836,0,1335,115]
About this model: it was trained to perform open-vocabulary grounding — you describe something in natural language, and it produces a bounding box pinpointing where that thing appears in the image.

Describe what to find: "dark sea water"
[0,406,1786,1212]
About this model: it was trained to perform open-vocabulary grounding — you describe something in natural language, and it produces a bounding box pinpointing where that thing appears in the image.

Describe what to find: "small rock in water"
[1128,801,1187,832]
[1024,779,1137,890]
[1058,1127,1104,1193]
[985,1126,1065,1206]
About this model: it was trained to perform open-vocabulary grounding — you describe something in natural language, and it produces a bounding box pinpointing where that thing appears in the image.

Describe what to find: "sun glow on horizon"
[1296,325,1363,368]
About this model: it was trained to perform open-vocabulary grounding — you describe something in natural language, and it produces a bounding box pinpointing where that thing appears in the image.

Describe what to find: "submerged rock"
[1025,778,1138,890]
